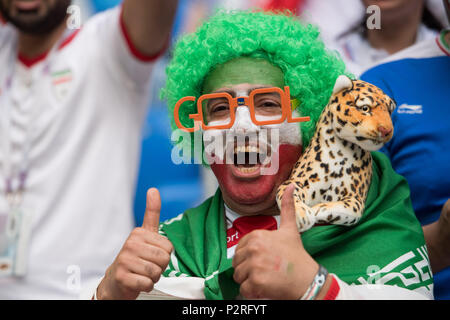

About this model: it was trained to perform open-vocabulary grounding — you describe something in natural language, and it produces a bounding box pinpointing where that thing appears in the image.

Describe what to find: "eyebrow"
[211,85,274,97]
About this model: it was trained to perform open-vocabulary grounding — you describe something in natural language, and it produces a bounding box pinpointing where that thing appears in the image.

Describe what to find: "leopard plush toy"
[276,75,396,232]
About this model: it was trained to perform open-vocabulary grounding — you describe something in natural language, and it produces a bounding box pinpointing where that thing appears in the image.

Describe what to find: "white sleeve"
[82,6,165,91]
[79,277,103,300]
[79,276,206,300]
[332,275,432,300]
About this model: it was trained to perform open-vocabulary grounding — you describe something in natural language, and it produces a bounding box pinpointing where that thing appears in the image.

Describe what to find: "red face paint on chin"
[210,144,302,206]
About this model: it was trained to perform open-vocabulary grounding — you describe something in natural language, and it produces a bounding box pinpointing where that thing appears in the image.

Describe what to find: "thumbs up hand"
[232,184,330,299]
[96,188,173,300]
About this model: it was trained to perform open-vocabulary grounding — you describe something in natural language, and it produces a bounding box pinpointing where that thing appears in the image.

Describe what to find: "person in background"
[0,0,177,299]
[133,0,211,225]
[360,0,450,300]
[332,0,443,76]
[80,0,207,225]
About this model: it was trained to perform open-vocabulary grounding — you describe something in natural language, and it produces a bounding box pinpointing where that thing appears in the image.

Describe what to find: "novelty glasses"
[174,86,310,132]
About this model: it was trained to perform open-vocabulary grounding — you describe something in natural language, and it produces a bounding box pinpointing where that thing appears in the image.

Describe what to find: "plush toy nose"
[378,126,392,137]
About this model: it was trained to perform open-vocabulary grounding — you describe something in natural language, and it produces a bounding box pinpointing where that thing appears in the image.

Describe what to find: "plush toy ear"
[332,75,353,95]
[388,99,397,114]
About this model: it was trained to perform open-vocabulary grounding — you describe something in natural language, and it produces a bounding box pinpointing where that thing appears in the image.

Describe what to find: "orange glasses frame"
[174,86,310,132]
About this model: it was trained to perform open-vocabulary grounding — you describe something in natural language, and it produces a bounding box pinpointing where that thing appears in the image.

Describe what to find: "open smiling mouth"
[226,138,271,178]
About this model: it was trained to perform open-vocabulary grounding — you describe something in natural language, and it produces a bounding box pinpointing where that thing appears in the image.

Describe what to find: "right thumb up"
[96,187,173,300]
[142,188,161,233]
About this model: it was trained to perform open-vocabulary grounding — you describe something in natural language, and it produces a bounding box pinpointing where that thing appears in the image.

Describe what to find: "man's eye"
[211,104,229,113]
[257,100,281,108]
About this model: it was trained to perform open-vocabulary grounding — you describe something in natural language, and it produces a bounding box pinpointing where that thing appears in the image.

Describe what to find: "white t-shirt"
[0,7,158,299]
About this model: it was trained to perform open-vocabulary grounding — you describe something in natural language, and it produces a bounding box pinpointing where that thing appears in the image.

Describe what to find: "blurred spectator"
[329,0,443,76]
[0,0,177,299]
[85,0,208,225]
[300,0,365,47]
[133,0,213,224]
[360,0,450,299]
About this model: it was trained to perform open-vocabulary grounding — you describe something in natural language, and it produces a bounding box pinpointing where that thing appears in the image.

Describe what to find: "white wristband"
[300,265,328,300]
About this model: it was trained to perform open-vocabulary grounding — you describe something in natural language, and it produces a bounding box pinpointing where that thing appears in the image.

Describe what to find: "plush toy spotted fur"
[276,75,396,232]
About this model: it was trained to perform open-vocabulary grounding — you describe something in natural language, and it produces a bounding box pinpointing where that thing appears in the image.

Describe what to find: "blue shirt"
[361,31,450,300]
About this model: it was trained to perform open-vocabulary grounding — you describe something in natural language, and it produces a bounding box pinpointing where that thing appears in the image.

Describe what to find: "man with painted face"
[95,11,433,300]
[0,1,177,298]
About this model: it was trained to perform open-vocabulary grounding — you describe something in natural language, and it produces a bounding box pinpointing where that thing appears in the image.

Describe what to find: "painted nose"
[378,126,392,137]
[231,106,259,133]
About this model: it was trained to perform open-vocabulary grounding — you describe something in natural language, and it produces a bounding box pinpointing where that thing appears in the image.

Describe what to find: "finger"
[143,234,174,255]
[234,233,251,251]
[232,246,247,270]
[234,229,267,253]
[232,233,264,269]
[239,277,264,299]
[142,188,161,233]
[120,272,154,294]
[233,260,251,284]
[279,183,298,231]
[132,228,174,254]
[129,241,171,268]
[239,280,253,299]
[440,199,450,222]
[126,257,163,284]
[442,199,450,214]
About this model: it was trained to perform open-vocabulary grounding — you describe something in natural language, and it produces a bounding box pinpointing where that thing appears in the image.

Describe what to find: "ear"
[332,75,353,95]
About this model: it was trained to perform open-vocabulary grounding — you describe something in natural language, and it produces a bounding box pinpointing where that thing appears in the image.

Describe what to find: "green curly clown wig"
[162,10,350,156]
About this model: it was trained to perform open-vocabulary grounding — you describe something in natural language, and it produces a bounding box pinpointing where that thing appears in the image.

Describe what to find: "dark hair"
[422,6,444,31]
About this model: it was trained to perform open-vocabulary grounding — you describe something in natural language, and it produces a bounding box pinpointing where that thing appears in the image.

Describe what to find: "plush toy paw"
[292,194,315,233]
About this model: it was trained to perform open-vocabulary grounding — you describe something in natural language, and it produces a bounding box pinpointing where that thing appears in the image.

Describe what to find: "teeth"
[234,145,260,153]
[237,166,259,174]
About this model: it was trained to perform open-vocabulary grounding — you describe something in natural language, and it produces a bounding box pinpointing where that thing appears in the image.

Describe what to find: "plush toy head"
[329,75,396,151]
[276,75,397,231]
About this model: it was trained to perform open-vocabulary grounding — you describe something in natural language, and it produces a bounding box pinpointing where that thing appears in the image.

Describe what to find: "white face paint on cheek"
[258,109,303,145]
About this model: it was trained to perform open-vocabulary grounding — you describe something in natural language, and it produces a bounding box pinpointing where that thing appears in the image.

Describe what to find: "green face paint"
[202,57,285,94]
[286,261,295,275]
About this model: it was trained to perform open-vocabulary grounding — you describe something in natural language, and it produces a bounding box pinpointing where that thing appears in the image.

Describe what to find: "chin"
[1,0,70,35]
[209,144,302,214]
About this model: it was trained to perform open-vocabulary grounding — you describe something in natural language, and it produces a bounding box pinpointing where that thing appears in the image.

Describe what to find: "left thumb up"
[279,183,299,233]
